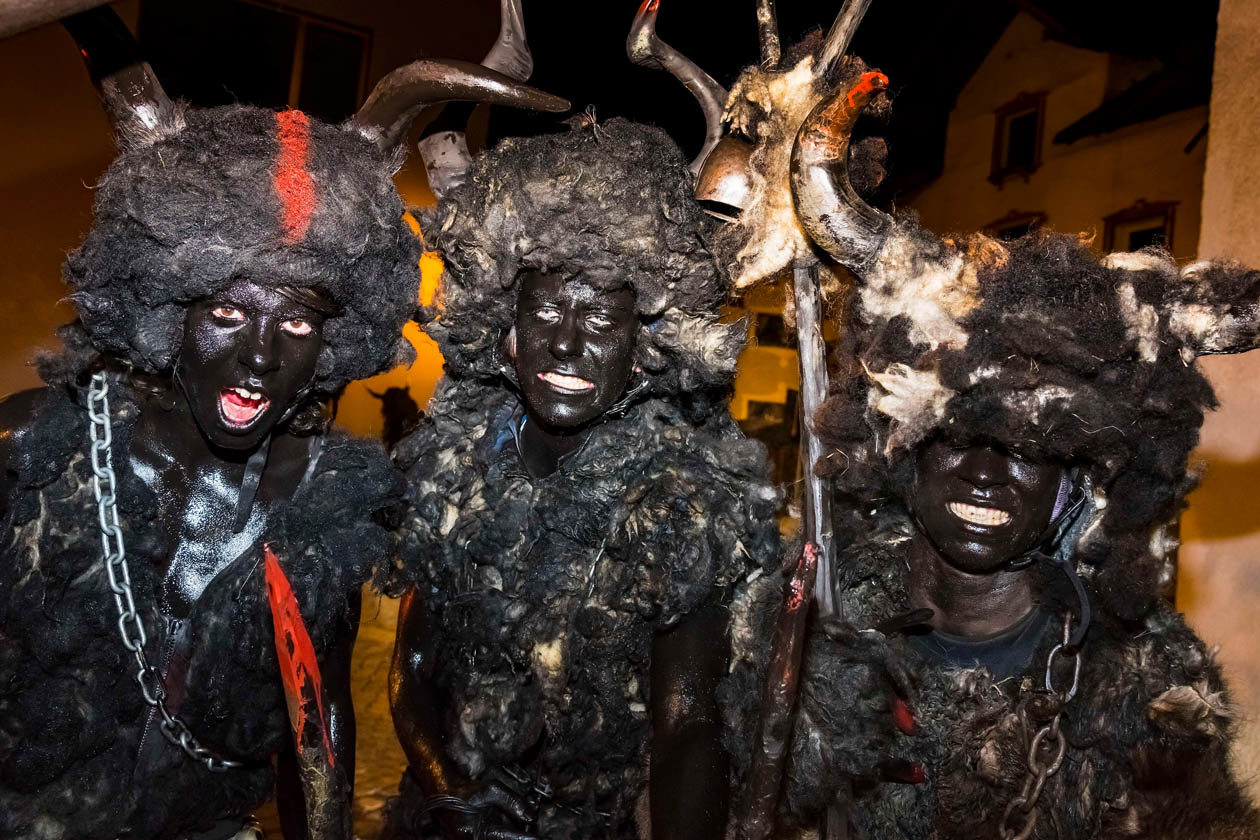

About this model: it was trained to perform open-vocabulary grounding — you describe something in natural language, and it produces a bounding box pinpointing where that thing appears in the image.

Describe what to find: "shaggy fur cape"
[393,381,780,838]
[0,373,401,839]
[389,120,782,838]
[781,512,1257,840]
[777,223,1260,837]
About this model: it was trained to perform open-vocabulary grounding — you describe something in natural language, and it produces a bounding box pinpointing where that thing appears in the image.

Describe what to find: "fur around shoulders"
[0,375,402,839]
[783,507,1259,839]
[394,377,780,621]
[392,378,781,836]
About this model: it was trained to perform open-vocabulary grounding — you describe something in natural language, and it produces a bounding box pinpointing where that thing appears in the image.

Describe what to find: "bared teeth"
[539,372,594,392]
[219,388,270,426]
[228,386,264,401]
[948,501,1011,526]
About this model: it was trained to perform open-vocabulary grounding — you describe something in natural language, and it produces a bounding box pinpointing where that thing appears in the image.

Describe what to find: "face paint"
[911,439,1063,574]
[178,280,326,451]
[511,271,638,431]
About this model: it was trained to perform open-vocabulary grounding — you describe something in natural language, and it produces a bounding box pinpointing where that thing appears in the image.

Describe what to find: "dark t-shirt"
[908,607,1052,680]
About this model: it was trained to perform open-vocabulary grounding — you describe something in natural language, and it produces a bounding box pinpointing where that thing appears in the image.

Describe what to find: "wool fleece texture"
[776,225,1260,838]
[0,372,402,839]
[387,120,782,838]
[1,93,420,836]
[64,105,421,394]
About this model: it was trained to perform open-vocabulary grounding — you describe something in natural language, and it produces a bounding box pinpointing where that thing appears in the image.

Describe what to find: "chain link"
[998,613,1082,840]
[87,372,242,773]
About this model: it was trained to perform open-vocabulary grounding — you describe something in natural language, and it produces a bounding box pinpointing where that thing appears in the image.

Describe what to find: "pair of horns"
[63,5,567,151]
[753,0,872,74]
[626,0,890,270]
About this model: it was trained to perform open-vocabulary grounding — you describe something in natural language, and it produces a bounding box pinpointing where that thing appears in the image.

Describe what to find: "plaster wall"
[1181,0,1260,801]
[910,13,1207,261]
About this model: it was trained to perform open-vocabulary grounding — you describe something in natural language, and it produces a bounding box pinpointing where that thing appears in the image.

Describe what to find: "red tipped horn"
[790,70,893,271]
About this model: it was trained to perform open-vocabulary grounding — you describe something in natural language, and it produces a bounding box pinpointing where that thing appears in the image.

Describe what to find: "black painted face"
[178,280,326,451]
[511,271,638,431]
[911,439,1063,574]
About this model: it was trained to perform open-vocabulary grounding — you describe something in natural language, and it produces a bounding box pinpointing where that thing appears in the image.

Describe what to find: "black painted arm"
[389,587,460,794]
[650,603,732,840]
[388,588,538,839]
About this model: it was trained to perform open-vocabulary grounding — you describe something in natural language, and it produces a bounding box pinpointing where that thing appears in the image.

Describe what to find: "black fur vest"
[784,510,1258,839]
[393,379,781,838]
[0,376,400,839]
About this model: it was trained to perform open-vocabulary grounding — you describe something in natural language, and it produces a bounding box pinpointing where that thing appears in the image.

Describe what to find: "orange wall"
[1181,0,1260,800]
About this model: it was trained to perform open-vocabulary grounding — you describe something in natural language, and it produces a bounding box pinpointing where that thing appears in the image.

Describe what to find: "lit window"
[990,92,1046,185]
[1103,200,1177,253]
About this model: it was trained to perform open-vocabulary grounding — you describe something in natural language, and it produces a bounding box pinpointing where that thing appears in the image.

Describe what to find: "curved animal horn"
[790,70,892,271]
[418,0,539,199]
[626,0,727,175]
[353,59,568,148]
[62,6,182,148]
[482,0,532,80]
[818,0,875,78]
[756,0,781,69]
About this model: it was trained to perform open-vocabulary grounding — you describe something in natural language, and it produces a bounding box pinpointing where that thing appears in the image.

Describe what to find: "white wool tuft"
[1115,282,1160,363]
[659,308,741,374]
[725,57,824,290]
[863,230,977,350]
[867,362,954,452]
[1168,302,1223,352]
[1000,384,1075,425]
[1102,251,1169,272]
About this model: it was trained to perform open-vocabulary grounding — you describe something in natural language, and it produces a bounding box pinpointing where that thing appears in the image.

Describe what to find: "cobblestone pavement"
[257,589,408,839]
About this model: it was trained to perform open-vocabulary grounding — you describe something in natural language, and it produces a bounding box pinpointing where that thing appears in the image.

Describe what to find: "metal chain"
[998,613,1083,840]
[87,371,242,772]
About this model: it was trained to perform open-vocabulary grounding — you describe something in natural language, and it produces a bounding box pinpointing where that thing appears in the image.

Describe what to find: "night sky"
[128,0,1218,205]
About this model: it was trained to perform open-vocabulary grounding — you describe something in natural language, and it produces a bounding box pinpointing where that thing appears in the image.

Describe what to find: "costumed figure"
[769,49,1260,839]
[625,3,919,838]
[0,8,564,839]
[383,118,782,840]
[632,1,1260,836]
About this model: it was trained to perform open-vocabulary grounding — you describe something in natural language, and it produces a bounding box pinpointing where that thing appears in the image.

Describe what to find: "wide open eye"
[280,318,314,337]
[532,305,562,325]
[211,305,245,322]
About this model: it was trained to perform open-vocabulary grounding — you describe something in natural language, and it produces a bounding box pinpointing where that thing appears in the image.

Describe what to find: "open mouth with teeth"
[948,501,1012,527]
[219,386,271,429]
[538,371,595,393]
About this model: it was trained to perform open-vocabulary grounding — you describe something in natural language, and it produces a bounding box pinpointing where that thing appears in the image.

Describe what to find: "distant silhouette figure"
[369,385,422,450]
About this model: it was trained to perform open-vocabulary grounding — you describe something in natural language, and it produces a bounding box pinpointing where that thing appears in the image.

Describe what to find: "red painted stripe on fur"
[274,110,316,244]
[264,544,335,767]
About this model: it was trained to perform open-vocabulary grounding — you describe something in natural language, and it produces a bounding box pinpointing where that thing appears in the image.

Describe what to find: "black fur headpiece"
[63,104,421,393]
[817,221,1260,616]
[423,118,743,400]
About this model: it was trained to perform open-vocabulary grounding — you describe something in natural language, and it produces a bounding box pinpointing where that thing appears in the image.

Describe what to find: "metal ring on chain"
[87,372,243,772]
[999,794,1037,840]
[998,612,1086,840]
[1044,614,1082,701]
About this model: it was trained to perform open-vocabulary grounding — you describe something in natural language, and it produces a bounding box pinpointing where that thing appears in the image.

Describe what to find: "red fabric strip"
[274,110,316,244]
[264,543,335,766]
